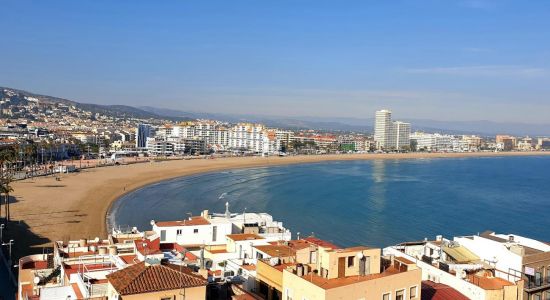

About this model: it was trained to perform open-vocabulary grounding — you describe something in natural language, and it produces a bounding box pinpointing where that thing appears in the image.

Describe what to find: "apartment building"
[151,213,233,247]
[374,109,411,151]
[411,132,455,152]
[496,135,517,151]
[385,234,525,300]
[254,236,422,300]
[454,231,550,300]
[135,124,154,149]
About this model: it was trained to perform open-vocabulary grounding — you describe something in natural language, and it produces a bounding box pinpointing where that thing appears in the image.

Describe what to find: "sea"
[107,155,550,248]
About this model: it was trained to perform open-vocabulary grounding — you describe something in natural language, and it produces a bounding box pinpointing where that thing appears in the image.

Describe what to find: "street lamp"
[2,239,14,262]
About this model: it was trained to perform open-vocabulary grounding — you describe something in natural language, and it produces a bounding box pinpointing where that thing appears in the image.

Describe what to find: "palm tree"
[0,177,13,222]
[0,148,15,223]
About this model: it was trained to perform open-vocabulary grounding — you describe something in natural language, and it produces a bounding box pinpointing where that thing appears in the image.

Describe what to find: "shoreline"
[7,151,550,259]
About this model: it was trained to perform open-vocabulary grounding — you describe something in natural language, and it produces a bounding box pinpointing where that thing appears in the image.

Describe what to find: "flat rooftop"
[227,233,264,241]
[297,266,404,289]
[467,274,515,290]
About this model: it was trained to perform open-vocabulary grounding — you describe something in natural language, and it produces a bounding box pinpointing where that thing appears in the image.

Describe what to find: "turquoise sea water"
[108,156,550,248]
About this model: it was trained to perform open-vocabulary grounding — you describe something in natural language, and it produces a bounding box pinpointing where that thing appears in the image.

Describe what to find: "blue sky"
[1,0,549,123]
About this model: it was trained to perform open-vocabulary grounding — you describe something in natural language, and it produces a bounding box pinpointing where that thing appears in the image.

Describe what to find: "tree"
[0,148,15,223]
[0,176,14,222]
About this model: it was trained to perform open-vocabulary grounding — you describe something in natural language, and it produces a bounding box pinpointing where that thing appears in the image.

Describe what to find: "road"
[0,259,15,300]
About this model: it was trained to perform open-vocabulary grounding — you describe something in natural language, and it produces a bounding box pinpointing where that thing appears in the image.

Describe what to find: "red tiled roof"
[106,262,207,295]
[134,238,162,255]
[155,216,210,227]
[303,237,339,249]
[421,280,469,300]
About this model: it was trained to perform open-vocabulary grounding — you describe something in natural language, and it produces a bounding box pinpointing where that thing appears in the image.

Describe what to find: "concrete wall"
[153,222,231,246]
[385,247,488,300]
[455,236,523,276]
[282,267,422,300]
[257,260,284,292]
[320,248,380,279]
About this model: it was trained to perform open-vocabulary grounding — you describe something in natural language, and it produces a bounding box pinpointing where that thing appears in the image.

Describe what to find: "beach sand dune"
[5,152,549,258]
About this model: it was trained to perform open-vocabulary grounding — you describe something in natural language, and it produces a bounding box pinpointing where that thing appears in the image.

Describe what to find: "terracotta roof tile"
[106,262,207,295]
[155,216,210,227]
[421,280,469,300]
[303,237,339,249]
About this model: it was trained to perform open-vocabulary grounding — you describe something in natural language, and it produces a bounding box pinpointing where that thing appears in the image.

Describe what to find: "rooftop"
[303,237,339,249]
[467,274,515,290]
[421,280,469,300]
[155,216,211,227]
[226,233,264,241]
[254,244,296,257]
[106,261,207,295]
[296,266,403,289]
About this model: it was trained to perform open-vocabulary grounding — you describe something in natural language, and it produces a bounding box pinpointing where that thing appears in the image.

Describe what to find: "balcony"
[525,277,550,292]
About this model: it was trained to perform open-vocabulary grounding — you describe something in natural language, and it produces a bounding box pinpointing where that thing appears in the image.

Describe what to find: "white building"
[374,109,393,149]
[392,121,411,150]
[410,132,456,152]
[228,123,269,153]
[374,109,411,150]
[151,211,233,247]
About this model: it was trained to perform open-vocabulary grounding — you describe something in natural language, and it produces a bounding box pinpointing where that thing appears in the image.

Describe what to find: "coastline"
[8,151,550,258]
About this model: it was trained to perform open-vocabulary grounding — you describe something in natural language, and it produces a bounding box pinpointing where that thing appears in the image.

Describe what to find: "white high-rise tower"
[374,109,392,149]
[374,109,411,150]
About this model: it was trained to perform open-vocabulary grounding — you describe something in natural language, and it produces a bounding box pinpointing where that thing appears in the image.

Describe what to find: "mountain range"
[138,106,550,136]
[2,86,548,136]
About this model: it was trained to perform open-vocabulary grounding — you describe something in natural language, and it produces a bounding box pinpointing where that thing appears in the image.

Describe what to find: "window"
[382,293,390,300]
[409,286,417,299]
[212,226,217,242]
[533,293,541,300]
[160,230,166,242]
[160,297,173,300]
[176,229,182,235]
[194,228,199,234]
[309,251,317,264]
[396,289,404,300]
[545,291,550,300]
[348,256,355,267]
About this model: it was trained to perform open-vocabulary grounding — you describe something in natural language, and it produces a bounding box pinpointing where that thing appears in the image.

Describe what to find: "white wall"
[153,222,232,246]
[454,236,523,277]
[384,247,487,300]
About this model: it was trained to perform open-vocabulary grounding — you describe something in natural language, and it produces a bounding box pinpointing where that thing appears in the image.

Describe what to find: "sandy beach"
[5,151,550,258]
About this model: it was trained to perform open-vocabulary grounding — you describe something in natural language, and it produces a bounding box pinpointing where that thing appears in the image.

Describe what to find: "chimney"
[201,210,209,219]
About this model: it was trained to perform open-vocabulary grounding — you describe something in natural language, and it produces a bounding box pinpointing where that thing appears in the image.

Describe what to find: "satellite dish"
[33,276,40,284]
[150,220,156,226]
[356,252,364,259]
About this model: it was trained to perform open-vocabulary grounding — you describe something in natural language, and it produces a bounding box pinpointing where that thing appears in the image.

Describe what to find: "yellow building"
[256,238,422,300]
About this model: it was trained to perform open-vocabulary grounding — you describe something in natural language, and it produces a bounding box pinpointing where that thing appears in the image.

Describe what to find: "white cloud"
[404,65,548,77]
